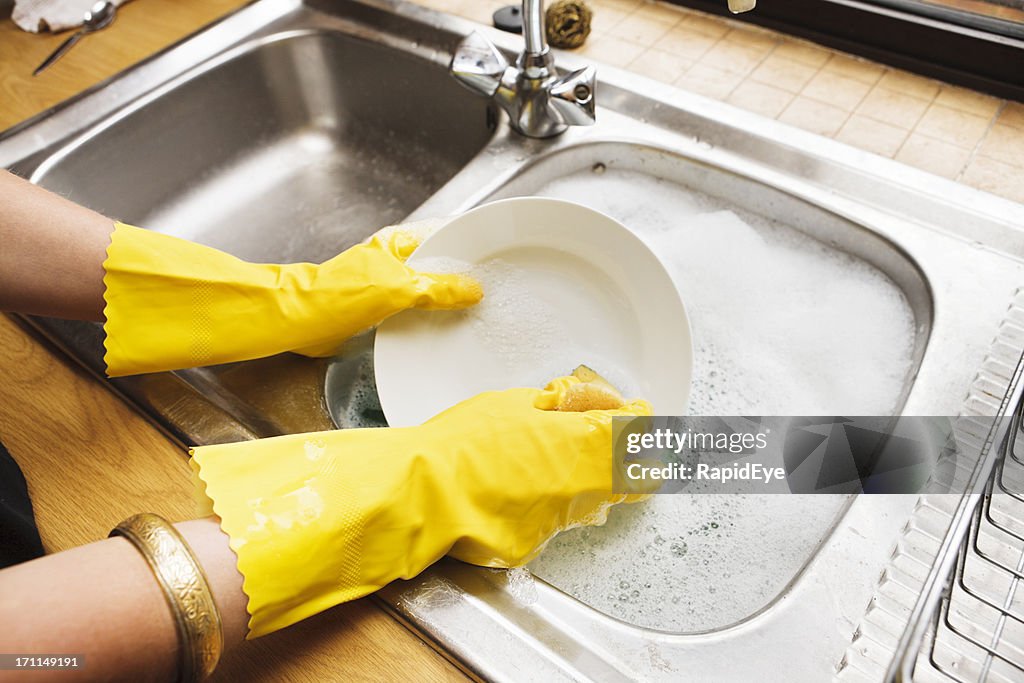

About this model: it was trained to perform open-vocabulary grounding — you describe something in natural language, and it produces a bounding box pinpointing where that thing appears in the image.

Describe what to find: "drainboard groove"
[859,618,909,646]
[877,291,1024,682]
[845,292,1024,681]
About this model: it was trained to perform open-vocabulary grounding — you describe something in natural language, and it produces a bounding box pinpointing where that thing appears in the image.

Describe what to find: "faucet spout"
[450,0,594,138]
[522,0,547,58]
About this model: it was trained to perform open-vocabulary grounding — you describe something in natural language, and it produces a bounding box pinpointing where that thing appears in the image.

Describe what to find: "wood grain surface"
[0,2,469,680]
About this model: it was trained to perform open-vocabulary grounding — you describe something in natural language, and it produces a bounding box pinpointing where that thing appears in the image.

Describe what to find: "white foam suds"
[516,167,916,632]
[537,169,915,416]
[412,255,642,395]
[466,259,569,373]
[505,567,540,605]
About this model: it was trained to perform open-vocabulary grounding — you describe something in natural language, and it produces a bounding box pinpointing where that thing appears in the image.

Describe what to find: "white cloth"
[12,0,127,33]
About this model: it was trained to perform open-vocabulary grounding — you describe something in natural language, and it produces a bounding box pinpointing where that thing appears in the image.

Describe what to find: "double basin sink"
[3,1,1024,680]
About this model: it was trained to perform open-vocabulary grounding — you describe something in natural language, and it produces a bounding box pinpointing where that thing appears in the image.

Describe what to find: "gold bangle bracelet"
[111,513,223,683]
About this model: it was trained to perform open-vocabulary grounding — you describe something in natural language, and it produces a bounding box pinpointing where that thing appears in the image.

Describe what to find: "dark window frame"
[669,0,1024,102]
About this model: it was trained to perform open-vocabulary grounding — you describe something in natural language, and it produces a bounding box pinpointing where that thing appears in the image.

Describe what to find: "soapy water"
[412,256,642,397]
[517,168,916,632]
[534,170,916,416]
[326,167,918,632]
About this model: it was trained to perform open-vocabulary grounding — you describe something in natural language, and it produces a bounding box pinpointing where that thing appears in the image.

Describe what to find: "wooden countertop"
[0,2,468,681]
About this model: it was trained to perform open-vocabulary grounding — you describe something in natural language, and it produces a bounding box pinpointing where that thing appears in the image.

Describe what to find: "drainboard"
[3,1,1024,681]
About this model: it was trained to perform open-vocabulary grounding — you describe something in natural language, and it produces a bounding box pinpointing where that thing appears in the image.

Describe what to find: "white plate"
[374,197,692,427]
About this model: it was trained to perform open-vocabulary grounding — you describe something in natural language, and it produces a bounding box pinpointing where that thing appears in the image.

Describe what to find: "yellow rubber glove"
[190,375,653,638]
[102,222,481,376]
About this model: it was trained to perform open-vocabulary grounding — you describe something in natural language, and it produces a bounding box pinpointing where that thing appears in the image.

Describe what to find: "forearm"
[0,170,113,320]
[0,517,248,682]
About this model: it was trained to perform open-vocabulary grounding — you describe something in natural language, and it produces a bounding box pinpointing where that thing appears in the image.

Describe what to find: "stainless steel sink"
[4,1,1024,681]
[32,28,495,263]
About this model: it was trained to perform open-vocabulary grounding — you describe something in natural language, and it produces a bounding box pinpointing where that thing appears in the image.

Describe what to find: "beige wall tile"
[778,96,849,137]
[628,49,694,83]
[660,4,701,19]
[977,124,1024,168]
[653,26,720,61]
[801,70,872,111]
[933,85,1001,119]
[677,12,731,39]
[835,115,909,158]
[915,104,992,149]
[727,80,794,118]
[856,87,931,130]
[630,1,686,24]
[454,1,501,24]
[578,35,646,67]
[749,54,818,93]
[997,102,1024,130]
[592,0,643,12]
[616,9,678,44]
[895,132,972,179]
[720,24,779,53]
[821,54,884,85]
[700,39,770,76]
[961,155,1024,203]
[412,0,453,10]
[876,70,941,101]
[589,6,630,34]
[772,39,831,68]
[675,63,744,99]
[421,0,459,16]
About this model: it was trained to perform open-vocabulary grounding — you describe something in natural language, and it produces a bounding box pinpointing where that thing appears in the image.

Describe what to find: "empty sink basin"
[30,30,496,264]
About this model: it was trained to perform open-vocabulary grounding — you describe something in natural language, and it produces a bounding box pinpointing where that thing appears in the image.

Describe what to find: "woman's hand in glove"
[102,222,481,376]
[191,374,653,637]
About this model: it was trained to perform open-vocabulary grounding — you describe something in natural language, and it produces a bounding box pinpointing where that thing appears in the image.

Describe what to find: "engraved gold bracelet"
[110,513,223,682]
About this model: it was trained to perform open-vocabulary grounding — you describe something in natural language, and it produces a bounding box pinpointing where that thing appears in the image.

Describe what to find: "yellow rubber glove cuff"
[102,223,481,376]
[190,376,653,638]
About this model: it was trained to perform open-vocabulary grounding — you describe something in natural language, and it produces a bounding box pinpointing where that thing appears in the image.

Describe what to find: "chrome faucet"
[450,0,757,137]
[450,0,596,138]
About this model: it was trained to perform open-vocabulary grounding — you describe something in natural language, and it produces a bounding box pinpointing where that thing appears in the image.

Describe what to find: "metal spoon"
[33,1,117,76]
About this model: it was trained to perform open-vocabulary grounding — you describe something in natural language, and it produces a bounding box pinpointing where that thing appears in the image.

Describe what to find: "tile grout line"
[719,37,783,102]
[797,57,877,140]
[781,59,858,138]
[955,101,1007,183]
[889,84,942,161]
[671,32,727,92]
[828,106,856,142]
